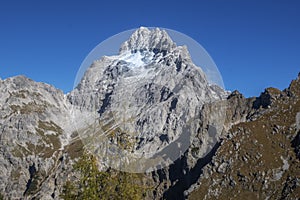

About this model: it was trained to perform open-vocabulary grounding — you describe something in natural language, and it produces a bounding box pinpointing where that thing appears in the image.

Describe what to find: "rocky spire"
[119,27,177,54]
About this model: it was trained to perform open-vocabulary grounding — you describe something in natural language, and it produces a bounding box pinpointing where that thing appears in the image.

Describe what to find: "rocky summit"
[0,27,299,199]
[69,27,228,173]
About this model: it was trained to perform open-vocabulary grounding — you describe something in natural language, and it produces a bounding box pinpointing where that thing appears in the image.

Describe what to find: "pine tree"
[61,152,147,199]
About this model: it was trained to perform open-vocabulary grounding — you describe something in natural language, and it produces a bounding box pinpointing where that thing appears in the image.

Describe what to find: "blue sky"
[0,0,299,97]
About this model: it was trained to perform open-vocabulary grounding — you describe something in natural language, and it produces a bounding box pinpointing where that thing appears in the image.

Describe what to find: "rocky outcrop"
[69,27,228,173]
[119,27,176,53]
[0,76,75,199]
[292,131,300,159]
[188,74,300,200]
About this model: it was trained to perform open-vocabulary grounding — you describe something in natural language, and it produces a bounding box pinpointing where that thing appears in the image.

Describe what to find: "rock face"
[189,74,300,200]
[0,27,299,200]
[119,27,177,53]
[0,76,72,199]
[69,27,228,172]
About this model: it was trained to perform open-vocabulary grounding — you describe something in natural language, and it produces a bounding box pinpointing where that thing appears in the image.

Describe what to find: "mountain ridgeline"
[0,27,299,199]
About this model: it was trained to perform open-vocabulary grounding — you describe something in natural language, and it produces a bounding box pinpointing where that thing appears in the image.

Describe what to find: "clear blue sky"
[0,0,299,97]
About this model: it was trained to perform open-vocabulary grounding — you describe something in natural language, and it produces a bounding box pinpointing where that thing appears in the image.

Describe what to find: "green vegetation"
[9,90,42,99]
[0,193,4,200]
[9,102,47,114]
[38,120,63,134]
[12,143,29,157]
[61,152,148,200]
[36,120,62,153]
[11,121,62,158]
[65,138,84,159]
[24,121,63,158]
[190,83,300,200]
[10,167,22,180]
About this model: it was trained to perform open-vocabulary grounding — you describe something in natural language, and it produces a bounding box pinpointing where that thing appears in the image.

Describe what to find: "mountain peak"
[119,27,177,54]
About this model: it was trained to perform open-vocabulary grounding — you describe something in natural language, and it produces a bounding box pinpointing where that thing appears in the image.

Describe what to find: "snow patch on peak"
[119,50,155,68]
[109,50,155,69]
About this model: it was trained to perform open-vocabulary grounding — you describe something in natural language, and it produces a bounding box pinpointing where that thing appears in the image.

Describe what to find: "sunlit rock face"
[69,27,228,173]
